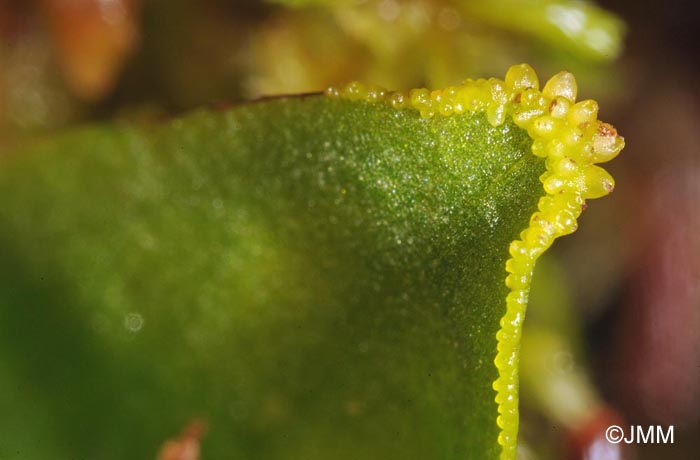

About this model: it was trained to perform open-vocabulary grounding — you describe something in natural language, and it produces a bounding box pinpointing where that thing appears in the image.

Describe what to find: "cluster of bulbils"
[327,64,624,460]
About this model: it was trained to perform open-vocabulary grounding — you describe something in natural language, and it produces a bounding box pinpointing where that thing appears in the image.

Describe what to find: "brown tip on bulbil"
[597,122,617,137]
[603,179,615,193]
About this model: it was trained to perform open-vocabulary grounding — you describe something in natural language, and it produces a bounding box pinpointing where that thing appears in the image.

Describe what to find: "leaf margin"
[327,63,625,459]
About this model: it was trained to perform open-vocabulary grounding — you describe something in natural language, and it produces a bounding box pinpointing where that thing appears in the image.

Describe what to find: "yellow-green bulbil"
[327,64,624,459]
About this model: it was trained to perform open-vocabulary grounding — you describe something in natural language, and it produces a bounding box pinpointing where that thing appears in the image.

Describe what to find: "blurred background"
[0,0,698,458]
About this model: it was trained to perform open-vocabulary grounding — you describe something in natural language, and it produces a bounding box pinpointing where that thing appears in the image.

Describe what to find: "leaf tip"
[327,64,624,460]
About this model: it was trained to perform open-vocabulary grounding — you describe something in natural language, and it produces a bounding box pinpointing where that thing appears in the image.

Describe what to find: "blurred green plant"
[252,0,624,96]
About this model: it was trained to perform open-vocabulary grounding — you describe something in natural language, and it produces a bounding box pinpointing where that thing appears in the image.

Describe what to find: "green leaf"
[0,65,622,459]
[459,0,625,61]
